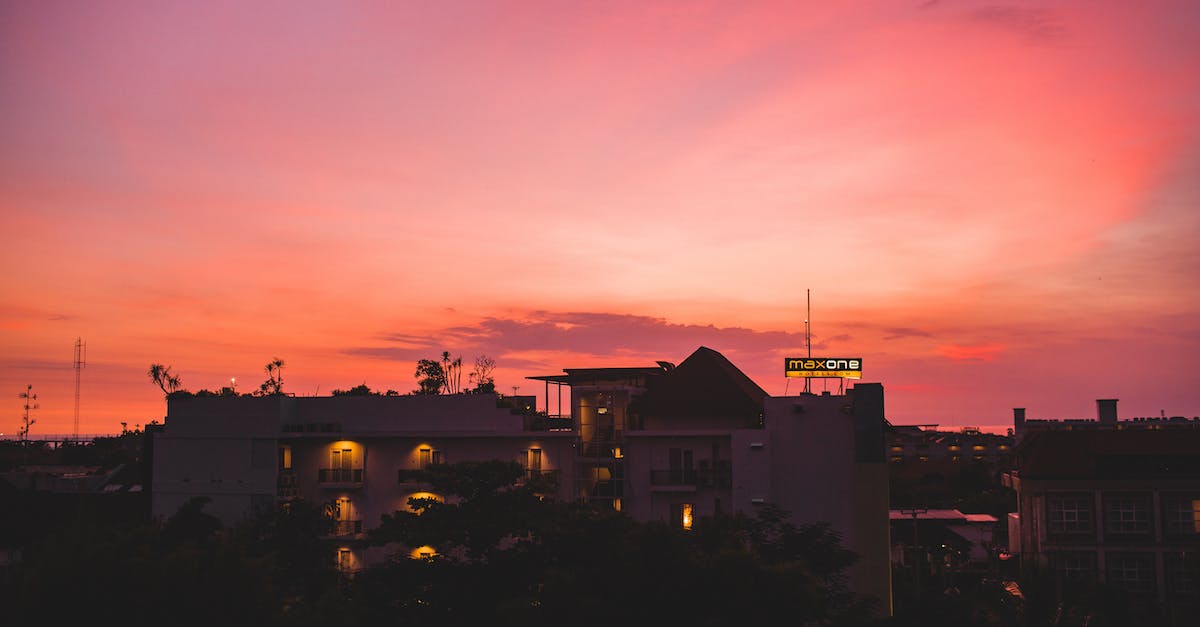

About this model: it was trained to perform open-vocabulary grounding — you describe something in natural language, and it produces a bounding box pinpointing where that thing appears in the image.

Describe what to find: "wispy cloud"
[969,5,1068,43]
[936,343,1006,361]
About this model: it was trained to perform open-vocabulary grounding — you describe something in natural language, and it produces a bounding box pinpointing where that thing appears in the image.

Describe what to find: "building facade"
[1005,413,1200,621]
[152,347,890,609]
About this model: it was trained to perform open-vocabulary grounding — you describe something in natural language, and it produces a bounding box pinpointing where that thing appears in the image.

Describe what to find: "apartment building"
[152,346,890,607]
[1005,425,1200,620]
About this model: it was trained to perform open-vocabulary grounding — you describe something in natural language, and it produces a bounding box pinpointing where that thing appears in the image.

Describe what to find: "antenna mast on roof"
[804,289,811,394]
[73,337,86,441]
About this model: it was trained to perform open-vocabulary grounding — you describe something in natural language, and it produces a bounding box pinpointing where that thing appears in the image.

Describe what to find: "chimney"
[1097,399,1118,425]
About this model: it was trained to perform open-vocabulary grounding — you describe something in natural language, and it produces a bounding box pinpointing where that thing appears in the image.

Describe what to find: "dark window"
[1163,493,1200,538]
[1104,493,1152,536]
[1107,552,1156,596]
[1048,493,1094,535]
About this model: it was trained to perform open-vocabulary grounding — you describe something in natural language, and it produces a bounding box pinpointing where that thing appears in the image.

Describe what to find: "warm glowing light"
[409,545,437,559]
[612,447,623,459]
[681,503,694,530]
[403,492,444,513]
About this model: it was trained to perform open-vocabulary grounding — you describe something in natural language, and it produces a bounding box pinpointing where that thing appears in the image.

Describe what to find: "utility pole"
[73,337,86,441]
[900,507,928,600]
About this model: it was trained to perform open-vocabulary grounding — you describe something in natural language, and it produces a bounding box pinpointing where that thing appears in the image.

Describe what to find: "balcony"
[698,467,732,489]
[522,469,560,490]
[651,469,698,487]
[330,520,363,537]
[318,468,364,486]
[398,468,433,485]
[277,470,298,499]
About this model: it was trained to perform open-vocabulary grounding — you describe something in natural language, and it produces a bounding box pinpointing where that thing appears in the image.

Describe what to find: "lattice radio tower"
[73,337,86,440]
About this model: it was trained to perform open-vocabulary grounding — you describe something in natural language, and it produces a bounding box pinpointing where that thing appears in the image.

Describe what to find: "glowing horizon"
[2,1,1197,435]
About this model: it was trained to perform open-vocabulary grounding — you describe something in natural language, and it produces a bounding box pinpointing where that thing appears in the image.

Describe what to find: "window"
[1104,494,1151,535]
[668,448,694,483]
[1047,493,1094,535]
[1163,493,1200,537]
[528,448,542,473]
[337,548,354,571]
[1164,552,1199,598]
[1054,552,1096,584]
[1107,553,1156,596]
[327,497,361,536]
[321,444,363,483]
[278,445,292,470]
[419,447,431,469]
[672,503,694,530]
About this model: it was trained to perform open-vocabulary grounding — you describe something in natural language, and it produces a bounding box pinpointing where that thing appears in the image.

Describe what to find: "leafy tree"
[366,462,878,626]
[148,363,182,396]
[414,358,446,395]
[331,383,376,396]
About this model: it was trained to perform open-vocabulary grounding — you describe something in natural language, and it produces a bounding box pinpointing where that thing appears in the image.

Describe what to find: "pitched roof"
[635,346,767,420]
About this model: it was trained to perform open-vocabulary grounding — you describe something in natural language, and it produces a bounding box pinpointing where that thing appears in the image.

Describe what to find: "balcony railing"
[650,469,698,486]
[330,520,363,536]
[277,470,299,498]
[522,469,560,488]
[698,468,732,488]
[318,468,364,484]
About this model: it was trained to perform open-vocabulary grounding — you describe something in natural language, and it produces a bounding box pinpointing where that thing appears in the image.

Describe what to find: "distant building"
[1004,407,1200,620]
[889,508,999,579]
[152,346,891,612]
[1013,398,1200,441]
[887,424,1014,466]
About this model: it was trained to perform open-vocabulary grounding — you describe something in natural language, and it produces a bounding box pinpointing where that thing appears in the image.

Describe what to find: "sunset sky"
[2,0,1198,435]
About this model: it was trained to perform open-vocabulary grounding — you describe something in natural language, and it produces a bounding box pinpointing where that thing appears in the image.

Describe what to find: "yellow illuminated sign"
[784,357,862,379]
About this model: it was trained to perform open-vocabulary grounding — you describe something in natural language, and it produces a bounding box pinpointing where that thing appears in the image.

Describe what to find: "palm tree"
[259,357,285,395]
[148,363,181,396]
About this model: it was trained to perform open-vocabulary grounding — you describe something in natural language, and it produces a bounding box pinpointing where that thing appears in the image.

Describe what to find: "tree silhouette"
[414,359,446,395]
[257,357,285,396]
[469,355,497,393]
[441,351,463,394]
[18,384,38,441]
[147,364,182,397]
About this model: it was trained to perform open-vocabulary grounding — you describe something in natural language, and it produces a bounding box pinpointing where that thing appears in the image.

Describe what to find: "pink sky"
[2,0,1198,435]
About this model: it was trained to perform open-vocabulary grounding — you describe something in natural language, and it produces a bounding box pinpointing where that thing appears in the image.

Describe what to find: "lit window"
[680,503,694,530]
[613,446,623,459]
[1163,494,1200,536]
[891,446,904,452]
[613,498,622,512]
[948,445,960,452]
[337,548,354,571]
[278,445,292,470]
[972,445,986,452]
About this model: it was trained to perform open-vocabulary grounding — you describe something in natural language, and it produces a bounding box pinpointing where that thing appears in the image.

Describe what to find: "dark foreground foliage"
[1,461,881,627]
